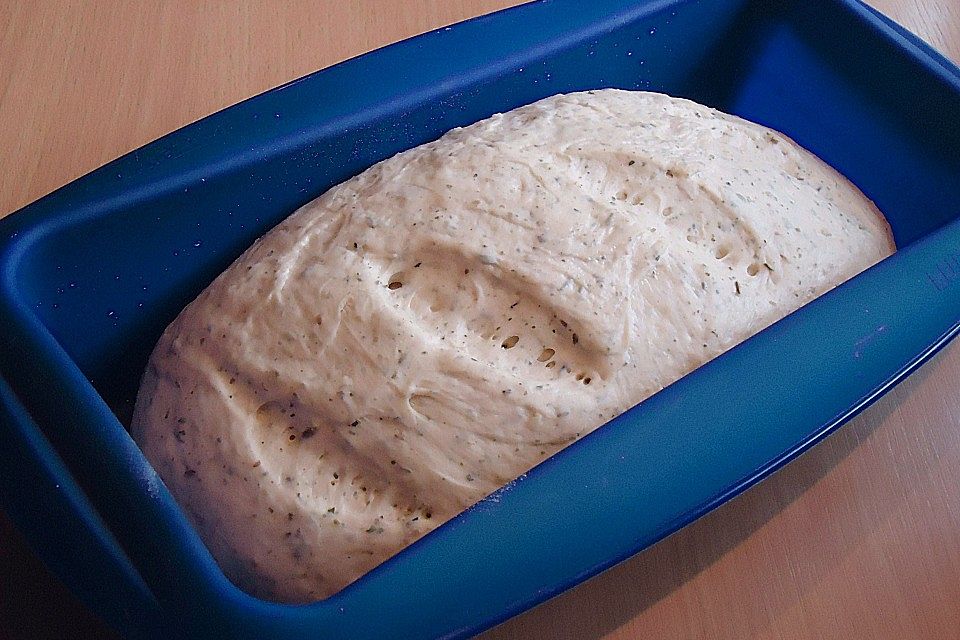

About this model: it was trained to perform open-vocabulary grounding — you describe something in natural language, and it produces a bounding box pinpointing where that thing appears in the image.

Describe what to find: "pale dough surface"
[132,90,894,602]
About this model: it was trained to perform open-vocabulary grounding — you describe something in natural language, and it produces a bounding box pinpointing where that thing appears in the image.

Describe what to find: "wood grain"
[1,2,957,639]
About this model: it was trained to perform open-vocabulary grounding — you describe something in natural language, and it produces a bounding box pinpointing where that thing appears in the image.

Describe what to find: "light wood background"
[1,1,958,638]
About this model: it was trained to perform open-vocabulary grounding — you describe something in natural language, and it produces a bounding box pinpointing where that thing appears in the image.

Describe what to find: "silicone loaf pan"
[1,0,959,638]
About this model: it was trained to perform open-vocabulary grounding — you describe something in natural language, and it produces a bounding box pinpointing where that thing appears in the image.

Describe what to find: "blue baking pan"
[1,0,959,637]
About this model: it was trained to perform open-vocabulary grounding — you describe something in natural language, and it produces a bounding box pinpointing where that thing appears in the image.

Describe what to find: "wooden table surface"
[1,1,958,638]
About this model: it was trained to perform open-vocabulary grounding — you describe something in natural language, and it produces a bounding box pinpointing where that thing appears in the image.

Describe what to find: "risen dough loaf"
[132,90,894,602]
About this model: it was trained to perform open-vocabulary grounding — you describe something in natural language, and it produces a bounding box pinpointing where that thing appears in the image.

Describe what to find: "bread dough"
[132,90,894,602]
